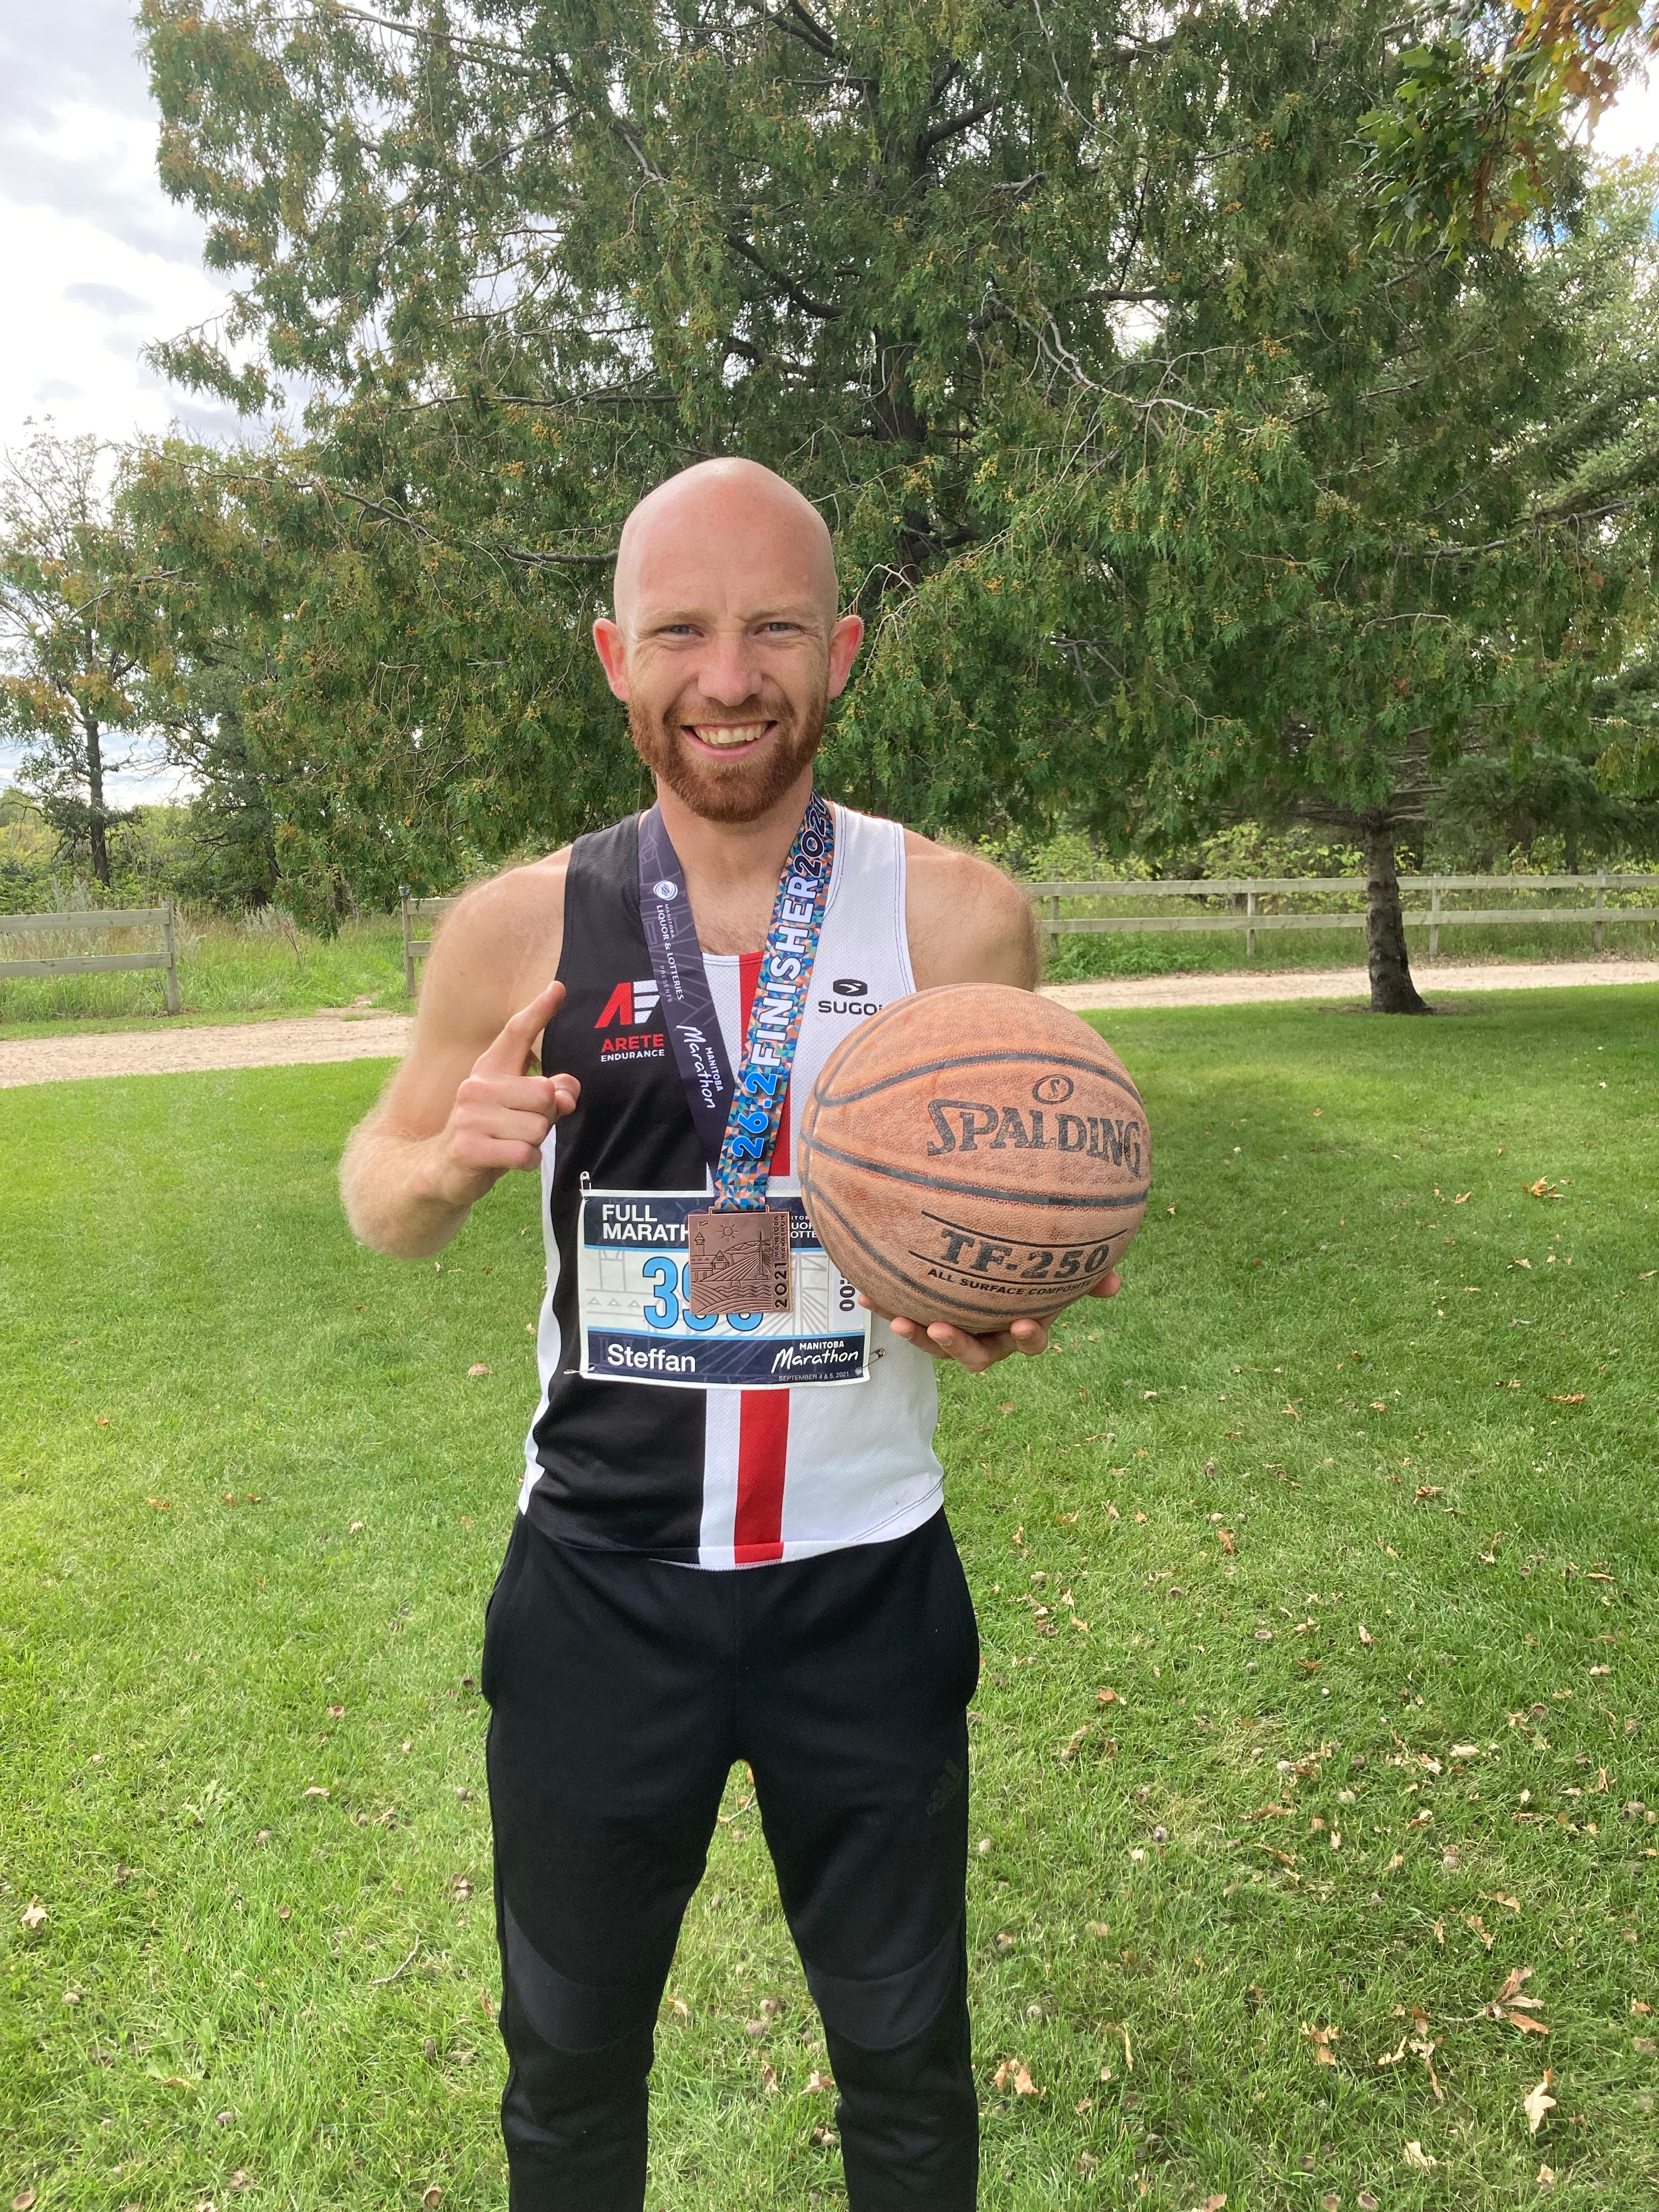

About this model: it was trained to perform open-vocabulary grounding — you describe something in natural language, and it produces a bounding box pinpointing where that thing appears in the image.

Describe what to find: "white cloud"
[0,1,261,451]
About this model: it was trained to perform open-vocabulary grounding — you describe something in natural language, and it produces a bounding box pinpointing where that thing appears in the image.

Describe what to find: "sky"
[2,4,1657,805]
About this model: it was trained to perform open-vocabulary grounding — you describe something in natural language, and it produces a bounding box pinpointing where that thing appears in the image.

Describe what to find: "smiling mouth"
[684,721,776,753]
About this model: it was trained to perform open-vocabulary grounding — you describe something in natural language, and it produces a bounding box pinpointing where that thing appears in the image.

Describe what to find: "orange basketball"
[798,985,1150,1331]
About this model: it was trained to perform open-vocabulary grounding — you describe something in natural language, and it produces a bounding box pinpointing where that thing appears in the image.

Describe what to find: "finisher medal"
[639,792,837,1318]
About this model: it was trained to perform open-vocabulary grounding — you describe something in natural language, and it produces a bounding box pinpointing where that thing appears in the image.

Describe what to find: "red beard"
[628,688,827,823]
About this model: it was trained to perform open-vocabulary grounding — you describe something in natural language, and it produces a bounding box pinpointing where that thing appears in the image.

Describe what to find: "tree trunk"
[85,713,111,886]
[1364,821,1429,1014]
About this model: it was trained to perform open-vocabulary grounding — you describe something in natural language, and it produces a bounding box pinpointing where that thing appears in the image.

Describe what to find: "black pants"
[482,1508,980,2211]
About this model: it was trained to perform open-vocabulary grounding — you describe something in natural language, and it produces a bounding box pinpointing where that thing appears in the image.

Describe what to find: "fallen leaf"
[1404,2140,1437,2172]
[1358,1624,1374,1647]
[467,1363,490,1378]
[1218,1528,1236,1554]
[1549,1394,1585,1406]
[1537,2164,1556,2186]
[1524,2072,1556,2135]
[807,2069,834,2092]
[993,2058,1042,2096]
[229,2179,251,2195]
[145,1497,172,1510]
[1193,2198,1226,2211]
[451,1874,473,1900]
[302,1785,329,1799]
[1634,2036,1658,2057]
[19,1898,46,1931]
[422,2191,442,2211]
[14,2193,38,2211]
[1634,2000,1653,2017]
[759,2060,779,2092]
[1359,2195,1380,2211]
[1302,2021,1339,2065]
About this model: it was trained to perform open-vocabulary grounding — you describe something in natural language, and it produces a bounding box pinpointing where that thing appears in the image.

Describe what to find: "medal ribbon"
[638,792,836,1209]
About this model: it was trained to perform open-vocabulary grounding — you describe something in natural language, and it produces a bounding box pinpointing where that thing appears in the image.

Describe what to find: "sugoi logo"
[1032,1073,1074,1105]
[819,973,881,1016]
[651,878,679,900]
[595,978,661,1030]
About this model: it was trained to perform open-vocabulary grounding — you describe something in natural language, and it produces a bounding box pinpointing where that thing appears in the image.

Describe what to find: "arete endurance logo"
[595,978,666,1062]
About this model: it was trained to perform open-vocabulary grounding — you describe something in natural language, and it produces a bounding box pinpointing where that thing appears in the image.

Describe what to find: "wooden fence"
[1026,872,1659,957]
[399,893,458,997]
[0,904,180,1011]
[398,872,1659,992]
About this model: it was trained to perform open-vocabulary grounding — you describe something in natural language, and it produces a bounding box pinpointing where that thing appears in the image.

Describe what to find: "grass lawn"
[0,916,410,1039]
[2,988,1656,2211]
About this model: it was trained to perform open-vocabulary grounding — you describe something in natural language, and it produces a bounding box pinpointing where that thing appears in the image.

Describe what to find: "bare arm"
[340,860,580,1258]
[883,831,1118,1371]
[904,834,1040,992]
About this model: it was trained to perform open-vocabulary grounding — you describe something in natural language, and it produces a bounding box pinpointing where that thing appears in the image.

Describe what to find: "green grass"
[2,901,1653,1038]
[0,915,409,1037]
[1041,917,1659,983]
[2,988,1656,2210]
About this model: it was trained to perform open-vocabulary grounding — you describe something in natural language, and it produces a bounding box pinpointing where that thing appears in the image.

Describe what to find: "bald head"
[612,458,839,636]
[592,456,863,826]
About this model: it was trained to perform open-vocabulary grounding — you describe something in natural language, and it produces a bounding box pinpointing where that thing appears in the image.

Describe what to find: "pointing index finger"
[475,978,565,1077]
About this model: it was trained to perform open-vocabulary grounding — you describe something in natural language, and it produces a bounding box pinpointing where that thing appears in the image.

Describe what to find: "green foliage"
[123,5,1659,927]
[4,993,1656,2205]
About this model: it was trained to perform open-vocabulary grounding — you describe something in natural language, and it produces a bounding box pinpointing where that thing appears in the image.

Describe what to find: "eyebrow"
[637,601,826,628]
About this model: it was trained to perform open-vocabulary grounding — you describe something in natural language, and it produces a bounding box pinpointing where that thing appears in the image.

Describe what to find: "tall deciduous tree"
[138,3,1658,999]
[0,435,169,888]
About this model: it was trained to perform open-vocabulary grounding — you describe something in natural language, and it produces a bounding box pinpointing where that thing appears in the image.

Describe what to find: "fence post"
[1430,882,1441,959]
[161,899,181,1015]
[1046,893,1060,946]
[1245,887,1256,957]
[1594,869,1605,954]
[400,888,417,998]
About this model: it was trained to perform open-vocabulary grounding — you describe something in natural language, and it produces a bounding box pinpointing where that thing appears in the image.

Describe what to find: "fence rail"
[0,903,180,1009]
[397,872,1659,990]
[1026,872,1659,957]
[399,892,458,996]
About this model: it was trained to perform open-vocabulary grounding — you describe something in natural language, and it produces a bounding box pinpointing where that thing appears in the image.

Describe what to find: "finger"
[549,1074,581,1119]
[1009,1318,1051,1355]
[457,1072,563,1116]
[455,1107,554,1149]
[1089,1268,1123,1300]
[925,1322,1014,1372]
[458,1136,545,1174]
[474,978,566,1078]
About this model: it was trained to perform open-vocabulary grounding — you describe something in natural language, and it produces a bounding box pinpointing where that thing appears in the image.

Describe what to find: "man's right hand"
[426,978,581,1207]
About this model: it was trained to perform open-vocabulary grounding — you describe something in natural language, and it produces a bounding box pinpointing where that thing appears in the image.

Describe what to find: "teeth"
[691,724,768,748]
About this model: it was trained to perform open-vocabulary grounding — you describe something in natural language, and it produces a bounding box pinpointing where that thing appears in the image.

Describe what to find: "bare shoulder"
[422,849,572,1024]
[902,829,1038,990]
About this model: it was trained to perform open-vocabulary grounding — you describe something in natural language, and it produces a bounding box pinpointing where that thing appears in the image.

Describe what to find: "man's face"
[593,481,863,824]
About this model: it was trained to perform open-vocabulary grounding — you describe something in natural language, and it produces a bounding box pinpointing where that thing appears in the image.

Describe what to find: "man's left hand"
[863,1270,1123,1375]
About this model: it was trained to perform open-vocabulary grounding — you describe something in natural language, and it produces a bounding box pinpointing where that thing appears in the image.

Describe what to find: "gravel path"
[1,959,1653,1089]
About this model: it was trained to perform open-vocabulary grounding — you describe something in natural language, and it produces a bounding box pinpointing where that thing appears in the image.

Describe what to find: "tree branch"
[723,233,842,320]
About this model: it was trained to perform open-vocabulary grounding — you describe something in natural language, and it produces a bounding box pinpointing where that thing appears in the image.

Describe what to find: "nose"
[695,628,766,708]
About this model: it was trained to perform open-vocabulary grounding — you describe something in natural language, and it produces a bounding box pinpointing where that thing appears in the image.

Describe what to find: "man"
[340,458,1120,2210]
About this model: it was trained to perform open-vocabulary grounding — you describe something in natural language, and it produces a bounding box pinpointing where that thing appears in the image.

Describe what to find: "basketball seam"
[800,1133,1150,1212]
[814,1046,1145,1113]
[802,1179,1029,1329]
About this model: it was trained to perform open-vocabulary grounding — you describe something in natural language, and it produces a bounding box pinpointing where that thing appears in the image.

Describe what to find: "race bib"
[577,1190,871,1389]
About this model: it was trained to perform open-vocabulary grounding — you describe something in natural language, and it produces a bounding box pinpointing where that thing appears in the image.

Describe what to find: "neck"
[653,765,817,899]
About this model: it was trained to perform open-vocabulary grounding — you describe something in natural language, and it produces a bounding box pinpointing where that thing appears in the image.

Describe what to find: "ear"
[592,617,632,700]
[826,611,864,699]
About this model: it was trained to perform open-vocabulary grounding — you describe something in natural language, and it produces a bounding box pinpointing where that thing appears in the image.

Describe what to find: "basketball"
[798,985,1150,1331]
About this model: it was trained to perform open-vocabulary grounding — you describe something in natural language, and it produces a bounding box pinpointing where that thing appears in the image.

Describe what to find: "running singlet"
[519,803,943,1569]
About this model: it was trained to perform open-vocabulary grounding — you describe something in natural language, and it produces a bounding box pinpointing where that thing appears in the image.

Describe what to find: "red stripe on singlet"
[733,950,789,1562]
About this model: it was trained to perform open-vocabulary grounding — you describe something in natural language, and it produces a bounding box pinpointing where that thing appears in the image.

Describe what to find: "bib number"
[577,1191,869,1389]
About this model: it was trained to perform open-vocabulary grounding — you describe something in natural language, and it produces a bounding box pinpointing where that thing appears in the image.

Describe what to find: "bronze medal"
[685,1206,793,1316]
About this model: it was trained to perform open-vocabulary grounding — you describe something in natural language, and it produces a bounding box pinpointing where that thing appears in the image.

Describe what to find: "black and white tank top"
[518,802,943,1567]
